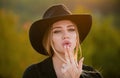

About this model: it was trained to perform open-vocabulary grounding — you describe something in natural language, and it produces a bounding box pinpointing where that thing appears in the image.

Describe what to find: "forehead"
[52,20,76,28]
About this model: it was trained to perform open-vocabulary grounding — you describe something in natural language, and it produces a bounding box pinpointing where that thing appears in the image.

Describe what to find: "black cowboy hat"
[29,4,92,55]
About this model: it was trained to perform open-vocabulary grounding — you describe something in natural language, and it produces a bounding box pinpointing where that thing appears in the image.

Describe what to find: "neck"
[52,54,64,78]
[52,54,64,68]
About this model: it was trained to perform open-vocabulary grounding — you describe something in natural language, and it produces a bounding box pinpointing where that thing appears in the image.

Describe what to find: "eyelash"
[68,28,75,32]
[53,28,75,34]
[53,30,61,33]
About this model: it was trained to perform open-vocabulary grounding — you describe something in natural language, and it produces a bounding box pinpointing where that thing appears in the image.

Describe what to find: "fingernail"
[81,57,84,62]
[64,45,66,49]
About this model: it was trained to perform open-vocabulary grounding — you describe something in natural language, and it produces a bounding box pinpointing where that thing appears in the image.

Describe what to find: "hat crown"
[43,4,72,19]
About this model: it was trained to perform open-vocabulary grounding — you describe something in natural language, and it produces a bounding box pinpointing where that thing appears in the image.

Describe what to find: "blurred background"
[0,0,120,78]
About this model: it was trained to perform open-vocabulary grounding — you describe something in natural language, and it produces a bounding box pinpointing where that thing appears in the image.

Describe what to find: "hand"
[61,46,84,78]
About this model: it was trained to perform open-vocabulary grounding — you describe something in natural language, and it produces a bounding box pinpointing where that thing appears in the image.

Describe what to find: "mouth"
[62,41,71,48]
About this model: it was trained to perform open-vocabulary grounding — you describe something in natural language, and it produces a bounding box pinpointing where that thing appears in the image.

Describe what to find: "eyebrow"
[52,25,75,30]
[52,27,61,30]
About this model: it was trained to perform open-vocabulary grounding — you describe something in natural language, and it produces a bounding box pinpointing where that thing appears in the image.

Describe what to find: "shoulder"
[83,65,96,71]
[81,65,103,78]
[22,57,52,78]
[23,64,39,78]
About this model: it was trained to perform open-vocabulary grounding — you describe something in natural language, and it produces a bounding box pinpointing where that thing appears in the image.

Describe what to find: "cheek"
[52,35,61,46]
[71,33,77,47]
[52,35,63,52]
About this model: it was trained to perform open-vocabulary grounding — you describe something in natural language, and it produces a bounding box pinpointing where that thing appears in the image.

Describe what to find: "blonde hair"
[42,20,82,62]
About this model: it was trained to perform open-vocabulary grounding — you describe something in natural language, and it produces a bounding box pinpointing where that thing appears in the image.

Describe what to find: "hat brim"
[29,15,92,55]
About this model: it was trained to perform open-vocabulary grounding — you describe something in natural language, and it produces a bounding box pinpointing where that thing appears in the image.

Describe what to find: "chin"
[58,51,65,55]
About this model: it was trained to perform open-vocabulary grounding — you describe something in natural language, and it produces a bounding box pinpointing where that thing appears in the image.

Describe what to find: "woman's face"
[51,20,77,55]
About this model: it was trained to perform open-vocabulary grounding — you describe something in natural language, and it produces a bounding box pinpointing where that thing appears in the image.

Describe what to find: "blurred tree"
[0,9,19,78]
[0,9,45,78]
[82,14,120,78]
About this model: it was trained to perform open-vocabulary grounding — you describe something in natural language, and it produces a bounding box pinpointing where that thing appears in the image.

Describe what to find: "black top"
[23,57,102,78]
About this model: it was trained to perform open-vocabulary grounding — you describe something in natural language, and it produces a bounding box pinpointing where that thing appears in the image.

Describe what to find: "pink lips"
[62,40,71,48]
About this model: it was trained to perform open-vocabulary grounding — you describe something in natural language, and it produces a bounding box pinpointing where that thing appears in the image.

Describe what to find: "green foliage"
[0,9,46,78]
[82,15,120,78]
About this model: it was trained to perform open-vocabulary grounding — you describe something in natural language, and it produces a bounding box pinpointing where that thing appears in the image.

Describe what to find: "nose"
[62,31,69,39]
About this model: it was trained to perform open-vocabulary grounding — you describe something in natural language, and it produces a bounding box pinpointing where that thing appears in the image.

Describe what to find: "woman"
[23,4,102,78]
